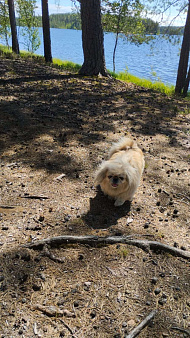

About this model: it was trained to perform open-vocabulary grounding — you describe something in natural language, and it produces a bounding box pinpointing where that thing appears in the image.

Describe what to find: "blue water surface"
[1,27,182,86]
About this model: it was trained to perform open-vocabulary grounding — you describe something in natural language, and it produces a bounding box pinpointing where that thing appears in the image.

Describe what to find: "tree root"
[125,309,157,338]
[23,235,190,260]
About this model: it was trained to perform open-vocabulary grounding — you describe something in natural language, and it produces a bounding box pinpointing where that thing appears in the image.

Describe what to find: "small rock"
[122,322,127,328]
[159,272,165,278]
[154,288,161,295]
[32,283,41,291]
[151,277,158,285]
[84,281,91,291]
[90,310,96,318]
[64,215,71,222]
[38,215,44,222]
[158,298,167,305]
[73,301,79,308]
[78,254,84,261]
[144,222,149,229]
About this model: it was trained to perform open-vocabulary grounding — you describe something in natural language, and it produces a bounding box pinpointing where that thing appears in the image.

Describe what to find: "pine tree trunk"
[79,0,107,76]
[7,0,19,54]
[175,0,190,95]
[41,0,52,63]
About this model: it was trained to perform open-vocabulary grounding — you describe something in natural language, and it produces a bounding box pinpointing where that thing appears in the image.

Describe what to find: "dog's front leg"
[114,198,125,206]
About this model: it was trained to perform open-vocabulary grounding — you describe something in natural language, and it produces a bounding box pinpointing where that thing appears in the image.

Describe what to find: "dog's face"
[106,171,127,189]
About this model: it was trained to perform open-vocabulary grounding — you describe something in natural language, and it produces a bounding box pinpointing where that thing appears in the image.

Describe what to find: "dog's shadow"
[83,186,131,229]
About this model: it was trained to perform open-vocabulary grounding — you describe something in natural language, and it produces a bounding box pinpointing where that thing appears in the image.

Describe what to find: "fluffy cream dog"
[95,138,145,206]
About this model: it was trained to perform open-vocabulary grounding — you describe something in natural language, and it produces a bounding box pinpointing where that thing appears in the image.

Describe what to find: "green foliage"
[102,0,153,45]
[0,0,11,47]
[16,0,40,53]
[35,13,81,30]
[142,18,159,35]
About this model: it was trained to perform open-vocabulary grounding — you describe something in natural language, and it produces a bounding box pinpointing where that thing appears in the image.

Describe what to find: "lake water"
[1,27,182,86]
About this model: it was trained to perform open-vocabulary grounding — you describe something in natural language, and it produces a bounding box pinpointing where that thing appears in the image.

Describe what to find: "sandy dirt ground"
[0,55,190,337]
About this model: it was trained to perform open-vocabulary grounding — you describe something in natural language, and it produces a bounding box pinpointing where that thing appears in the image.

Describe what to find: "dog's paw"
[114,198,125,207]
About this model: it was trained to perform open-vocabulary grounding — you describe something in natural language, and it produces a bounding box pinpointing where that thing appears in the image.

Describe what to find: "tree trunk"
[79,0,107,76]
[175,0,190,95]
[7,0,19,54]
[41,0,52,63]
[183,65,190,96]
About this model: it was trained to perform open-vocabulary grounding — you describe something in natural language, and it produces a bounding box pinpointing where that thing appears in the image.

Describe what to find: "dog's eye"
[108,175,113,179]
[119,177,124,181]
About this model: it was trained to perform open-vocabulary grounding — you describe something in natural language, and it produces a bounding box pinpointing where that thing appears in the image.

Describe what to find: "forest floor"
[0,55,190,338]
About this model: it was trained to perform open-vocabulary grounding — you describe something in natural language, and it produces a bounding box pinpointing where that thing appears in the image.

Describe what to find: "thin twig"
[40,244,65,263]
[60,319,74,335]
[125,309,157,338]
[171,326,190,336]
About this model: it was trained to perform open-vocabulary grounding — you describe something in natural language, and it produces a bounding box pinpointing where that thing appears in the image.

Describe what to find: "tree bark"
[41,0,52,63]
[79,0,108,76]
[7,0,19,54]
[175,0,190,95]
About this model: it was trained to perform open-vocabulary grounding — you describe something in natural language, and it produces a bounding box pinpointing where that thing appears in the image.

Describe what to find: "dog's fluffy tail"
[109,137,138,158]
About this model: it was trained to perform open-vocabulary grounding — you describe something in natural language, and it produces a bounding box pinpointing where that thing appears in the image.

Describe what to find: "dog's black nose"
[113,176,118,183]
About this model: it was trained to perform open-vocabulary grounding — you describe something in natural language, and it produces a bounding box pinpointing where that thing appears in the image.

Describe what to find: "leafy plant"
[0,0,11,47]
[102,0,154,72]
[16,0,40,53]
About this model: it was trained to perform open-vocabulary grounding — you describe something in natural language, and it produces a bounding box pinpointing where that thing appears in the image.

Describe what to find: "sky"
[35,0,187,26]
[35,0,74,16]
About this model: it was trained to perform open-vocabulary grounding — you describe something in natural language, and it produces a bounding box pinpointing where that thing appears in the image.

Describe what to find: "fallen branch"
[125,309,157,338]
[20,195,49,200]
[23,235,190,260]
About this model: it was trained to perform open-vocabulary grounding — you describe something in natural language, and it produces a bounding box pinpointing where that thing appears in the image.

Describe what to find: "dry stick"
[23,235,190,260]
[125,309,157,338]
[171,326,190,336]
[20,195,49,200]
[59,319,74,336]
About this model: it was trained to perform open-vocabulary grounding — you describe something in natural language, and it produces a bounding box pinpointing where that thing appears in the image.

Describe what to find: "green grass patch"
[109,69,175,96]
[52,58,81,72]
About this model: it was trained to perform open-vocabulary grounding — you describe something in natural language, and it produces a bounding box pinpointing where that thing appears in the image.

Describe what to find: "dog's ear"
[94,163,107,186]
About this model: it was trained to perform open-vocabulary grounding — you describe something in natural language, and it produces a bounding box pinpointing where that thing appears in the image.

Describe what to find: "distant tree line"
[33,13,183,35]
[34,13,81,30]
